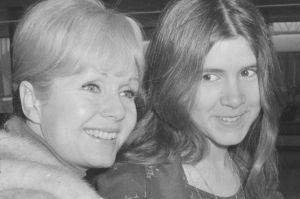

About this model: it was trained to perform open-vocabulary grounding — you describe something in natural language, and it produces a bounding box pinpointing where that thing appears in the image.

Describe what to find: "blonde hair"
[13,0,144,101]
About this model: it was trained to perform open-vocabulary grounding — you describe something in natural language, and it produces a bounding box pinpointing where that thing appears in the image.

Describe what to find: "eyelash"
[82,83,137,100]
[202,68,257,82]
[120,90,137,100]
[82,83,101,93]
[202,73,219,82]
[240,68,257,79]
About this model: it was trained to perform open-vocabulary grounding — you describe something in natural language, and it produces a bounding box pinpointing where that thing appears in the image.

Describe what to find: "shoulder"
[0,158,102,199]
[0,188,60,199]
[93,163,147,199]
[96,162,147,181]
[267,190,284,199]
[0,125,103,199]
[0,124,60,165]
[92,159,186,199]
[94,161,180,188]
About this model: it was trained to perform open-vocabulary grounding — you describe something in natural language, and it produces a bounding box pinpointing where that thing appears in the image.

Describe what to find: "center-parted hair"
[120,0,283,198]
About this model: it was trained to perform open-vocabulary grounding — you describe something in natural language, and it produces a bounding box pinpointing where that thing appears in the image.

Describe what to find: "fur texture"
[0,117,104,199]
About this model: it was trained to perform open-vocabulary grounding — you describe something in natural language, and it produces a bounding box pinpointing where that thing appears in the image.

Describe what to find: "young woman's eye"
[202,73,219,81]
[241,69,257,79]
[120,90,136,100]
[82,83,101,93]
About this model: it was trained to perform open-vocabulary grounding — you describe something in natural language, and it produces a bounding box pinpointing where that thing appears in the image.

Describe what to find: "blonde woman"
[0,0,145,198]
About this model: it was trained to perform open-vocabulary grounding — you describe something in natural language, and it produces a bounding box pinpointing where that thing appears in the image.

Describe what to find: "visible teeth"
[220,116,241,122]
[84,128,117,140]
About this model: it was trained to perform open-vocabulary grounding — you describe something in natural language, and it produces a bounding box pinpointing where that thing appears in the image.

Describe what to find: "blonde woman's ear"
[19,81,41,124]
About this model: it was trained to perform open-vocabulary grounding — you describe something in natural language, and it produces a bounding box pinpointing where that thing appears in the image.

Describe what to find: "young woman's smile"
[216,113,245,125]
[191,36,261,147]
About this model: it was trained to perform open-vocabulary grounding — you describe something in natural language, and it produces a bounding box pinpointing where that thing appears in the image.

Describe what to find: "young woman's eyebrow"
[202,68,223,73]
[244,64,258,69]
[203,64,257,72]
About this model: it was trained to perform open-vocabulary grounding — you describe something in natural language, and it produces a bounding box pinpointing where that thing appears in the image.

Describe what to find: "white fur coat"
[0,117,104,199]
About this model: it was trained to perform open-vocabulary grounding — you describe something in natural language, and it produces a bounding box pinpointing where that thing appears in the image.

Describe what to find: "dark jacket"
[92,156,285,199]
[92,158,252,199]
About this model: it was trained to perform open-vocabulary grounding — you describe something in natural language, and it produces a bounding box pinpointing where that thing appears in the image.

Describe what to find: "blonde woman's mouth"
[84,128,117,140]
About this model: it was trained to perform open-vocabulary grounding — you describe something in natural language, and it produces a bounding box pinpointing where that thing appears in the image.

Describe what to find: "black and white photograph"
[0,0,299,199]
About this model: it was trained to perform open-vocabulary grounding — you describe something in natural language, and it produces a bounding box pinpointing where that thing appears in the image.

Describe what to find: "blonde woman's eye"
[82,83,101,93]
[202,74,219,81]
[120,90,136,100]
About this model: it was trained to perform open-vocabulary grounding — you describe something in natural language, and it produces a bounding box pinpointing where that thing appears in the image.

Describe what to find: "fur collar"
[0,117,103,199]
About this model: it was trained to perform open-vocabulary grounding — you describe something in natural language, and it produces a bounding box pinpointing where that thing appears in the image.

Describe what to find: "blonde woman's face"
[191,37,261,148]
[38,56,139,169]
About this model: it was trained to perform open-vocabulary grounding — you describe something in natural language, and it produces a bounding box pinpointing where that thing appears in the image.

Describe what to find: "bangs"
[57,12,144,78]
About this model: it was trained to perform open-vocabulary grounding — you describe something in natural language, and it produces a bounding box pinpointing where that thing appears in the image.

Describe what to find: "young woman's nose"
[100,94,126,121]
[220,80,246,108]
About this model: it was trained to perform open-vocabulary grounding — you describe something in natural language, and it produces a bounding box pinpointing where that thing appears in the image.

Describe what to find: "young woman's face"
[191,36,261,148]
[37,57,139,169]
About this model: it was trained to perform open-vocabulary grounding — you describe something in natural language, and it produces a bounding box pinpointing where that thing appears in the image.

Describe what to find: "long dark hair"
[119,0,283,198]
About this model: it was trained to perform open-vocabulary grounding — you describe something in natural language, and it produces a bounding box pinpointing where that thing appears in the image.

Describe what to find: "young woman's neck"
[182,140,240,197]
[196,140,231,169]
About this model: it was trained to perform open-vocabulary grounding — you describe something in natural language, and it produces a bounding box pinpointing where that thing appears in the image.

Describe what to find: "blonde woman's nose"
[100,94,126,121]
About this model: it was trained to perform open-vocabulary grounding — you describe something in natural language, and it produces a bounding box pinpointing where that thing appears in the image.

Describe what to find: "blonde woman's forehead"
[63,19,144,79]
[75,54,139,78]
[97,57,139,77]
